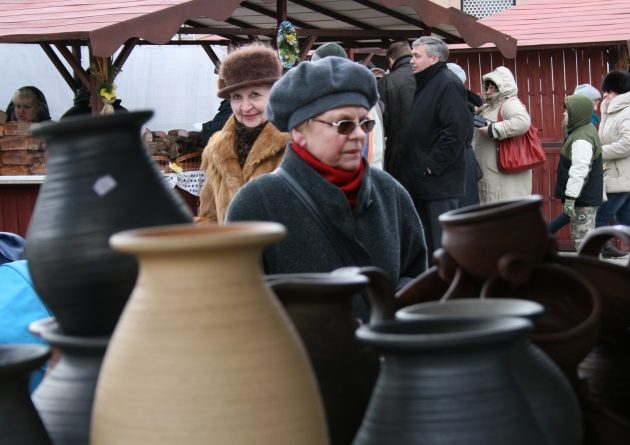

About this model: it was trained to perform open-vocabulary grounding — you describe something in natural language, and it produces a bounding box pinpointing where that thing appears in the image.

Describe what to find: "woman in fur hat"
[197,43,289,223]
[593,70,630,257]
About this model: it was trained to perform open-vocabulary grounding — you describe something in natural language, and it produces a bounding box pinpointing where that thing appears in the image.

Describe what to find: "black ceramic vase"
[31,320,109,445]
[267,269,382,445]
[353,317,580,445]
[0,344,52,445]
[397,299,583,444]
[26,111,192,336]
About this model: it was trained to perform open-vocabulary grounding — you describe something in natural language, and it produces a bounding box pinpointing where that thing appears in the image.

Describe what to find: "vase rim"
[397,298,544,321]
[30,110,154,138]
[357,317,532,351]
[36,320,110,349]
[439,195,543,225]
[0,344,50,374]
[110,222,287,254]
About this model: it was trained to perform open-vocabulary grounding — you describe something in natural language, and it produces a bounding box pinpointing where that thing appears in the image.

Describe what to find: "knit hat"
[267,56,378,132]
[311,42,347,61]
[573,84,601,102]
[0,232,25,264]
[447,63,466,84]
[217,44,283,99]
[601,70,630,95]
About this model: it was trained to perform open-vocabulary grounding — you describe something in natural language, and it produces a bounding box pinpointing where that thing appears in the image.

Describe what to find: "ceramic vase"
[397,298,583,444]
[30,319,109,445]
[91,222,329,445]
[267,268,380,445]
[0,344,52,445]
[26,111,192,336]
[353,317,576,445]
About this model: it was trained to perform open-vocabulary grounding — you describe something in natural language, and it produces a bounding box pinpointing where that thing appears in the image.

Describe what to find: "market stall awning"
[0,0,517,58]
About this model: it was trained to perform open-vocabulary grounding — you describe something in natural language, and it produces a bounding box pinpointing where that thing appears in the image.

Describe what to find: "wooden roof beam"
[290,0,378,30]
[39,44,80,92]
[349,0,458,43]
[52,43,91,90]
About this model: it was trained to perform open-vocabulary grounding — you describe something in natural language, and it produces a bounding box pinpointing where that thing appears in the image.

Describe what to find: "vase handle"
[578,225,630,265]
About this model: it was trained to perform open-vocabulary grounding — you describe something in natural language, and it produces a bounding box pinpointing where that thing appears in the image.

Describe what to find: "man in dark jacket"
[378,41,415,173]
[394,36,471,255]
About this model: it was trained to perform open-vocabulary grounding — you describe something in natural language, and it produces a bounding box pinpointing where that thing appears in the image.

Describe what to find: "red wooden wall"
[451,47,610,250]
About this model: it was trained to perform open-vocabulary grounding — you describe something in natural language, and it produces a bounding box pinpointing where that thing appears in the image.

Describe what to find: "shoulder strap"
[274,167,361,266]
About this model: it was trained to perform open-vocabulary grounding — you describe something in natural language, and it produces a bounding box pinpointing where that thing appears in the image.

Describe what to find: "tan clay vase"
[90,223,329,445]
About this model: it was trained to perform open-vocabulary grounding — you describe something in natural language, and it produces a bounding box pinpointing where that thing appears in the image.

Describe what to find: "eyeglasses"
[310,118,376,135]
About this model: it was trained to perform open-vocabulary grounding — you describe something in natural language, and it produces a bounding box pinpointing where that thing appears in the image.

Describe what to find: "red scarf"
[292,143,365,208]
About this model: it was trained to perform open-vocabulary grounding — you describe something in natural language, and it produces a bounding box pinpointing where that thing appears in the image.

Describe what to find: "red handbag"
[496,101,546,172]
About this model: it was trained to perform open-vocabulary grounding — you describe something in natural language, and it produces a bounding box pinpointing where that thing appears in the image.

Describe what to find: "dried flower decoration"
[90,57,121,115]
[277,20,300,69]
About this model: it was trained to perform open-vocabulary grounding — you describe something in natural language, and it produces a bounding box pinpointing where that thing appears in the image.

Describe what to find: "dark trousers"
[412,197,460,257]
[595,192,630,227]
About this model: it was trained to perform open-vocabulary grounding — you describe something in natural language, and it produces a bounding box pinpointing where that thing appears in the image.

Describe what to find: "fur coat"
[197,116,289,223]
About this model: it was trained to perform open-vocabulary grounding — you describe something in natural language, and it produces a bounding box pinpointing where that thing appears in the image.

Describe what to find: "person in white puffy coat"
[472,66,533,204]
[595,70,630,232]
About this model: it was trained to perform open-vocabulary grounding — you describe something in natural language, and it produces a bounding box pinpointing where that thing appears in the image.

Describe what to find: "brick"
[3,121,31,136]
[0,136,44,151]
[0,165,30,175]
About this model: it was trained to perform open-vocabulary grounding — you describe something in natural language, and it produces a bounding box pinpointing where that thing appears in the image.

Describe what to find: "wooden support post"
[39,44,80,92]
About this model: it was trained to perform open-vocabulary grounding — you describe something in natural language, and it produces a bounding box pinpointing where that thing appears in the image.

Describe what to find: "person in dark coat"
[377,41,416,173]
[393,36,471,255]
[227,56,427,318]
[447,62,482,208]
[60,87,128,120]
[201,99,232,146]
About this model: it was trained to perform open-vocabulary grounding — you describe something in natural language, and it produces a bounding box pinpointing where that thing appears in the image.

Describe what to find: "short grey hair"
[412,36,449,62]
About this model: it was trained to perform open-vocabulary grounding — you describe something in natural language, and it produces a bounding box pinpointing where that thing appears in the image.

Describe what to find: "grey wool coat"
[226,145,428,291]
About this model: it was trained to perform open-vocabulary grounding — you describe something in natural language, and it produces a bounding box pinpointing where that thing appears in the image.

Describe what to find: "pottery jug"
[437,195,552,284]
[30,319,109,445]
[397,298,583,444]
[267,267,390,445]
[91,222,329,445]
[26,111,192,336]
[0,344,52,445]
[353,317,575,445]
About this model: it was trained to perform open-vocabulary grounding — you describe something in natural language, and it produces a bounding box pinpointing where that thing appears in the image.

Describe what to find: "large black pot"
[353,317,581,445]
[26,111,192,336]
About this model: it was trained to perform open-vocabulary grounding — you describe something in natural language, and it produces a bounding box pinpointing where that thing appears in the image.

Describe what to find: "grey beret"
[573,84,601,102]
[266,56,378,132]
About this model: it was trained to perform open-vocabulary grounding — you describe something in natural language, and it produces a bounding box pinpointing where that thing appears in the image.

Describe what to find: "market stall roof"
[0,0,517,58]
[453,0,630,50]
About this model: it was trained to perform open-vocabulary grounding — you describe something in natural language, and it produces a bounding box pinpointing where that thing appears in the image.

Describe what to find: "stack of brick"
[0,122,46,175]
[143,129,204,160]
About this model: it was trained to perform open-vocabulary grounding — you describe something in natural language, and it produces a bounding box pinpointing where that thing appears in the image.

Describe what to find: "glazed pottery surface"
[353,317,562,445]
[438,195,550,281]
[31,321,109,445]
[268,269,379,445]
[396,299,583,445]
[0,344,52,445]
[26,111,192,336]
[91,222,329,445]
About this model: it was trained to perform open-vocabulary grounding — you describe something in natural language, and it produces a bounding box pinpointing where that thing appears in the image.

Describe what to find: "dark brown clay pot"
[0,344,52,445]
[481,263,601,383]
[26,111,192,336]
[267,267,389,445]
[438,196,552,283]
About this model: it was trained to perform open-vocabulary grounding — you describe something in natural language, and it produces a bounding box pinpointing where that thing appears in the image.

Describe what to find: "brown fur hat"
[217,44,282,99]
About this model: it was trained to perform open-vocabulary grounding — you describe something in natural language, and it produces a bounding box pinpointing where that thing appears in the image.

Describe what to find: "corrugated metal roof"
[478,0,630,48]
[0,0,517,58]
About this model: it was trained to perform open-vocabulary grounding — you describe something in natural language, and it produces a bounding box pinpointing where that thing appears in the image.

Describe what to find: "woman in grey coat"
[227,56,427,300]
